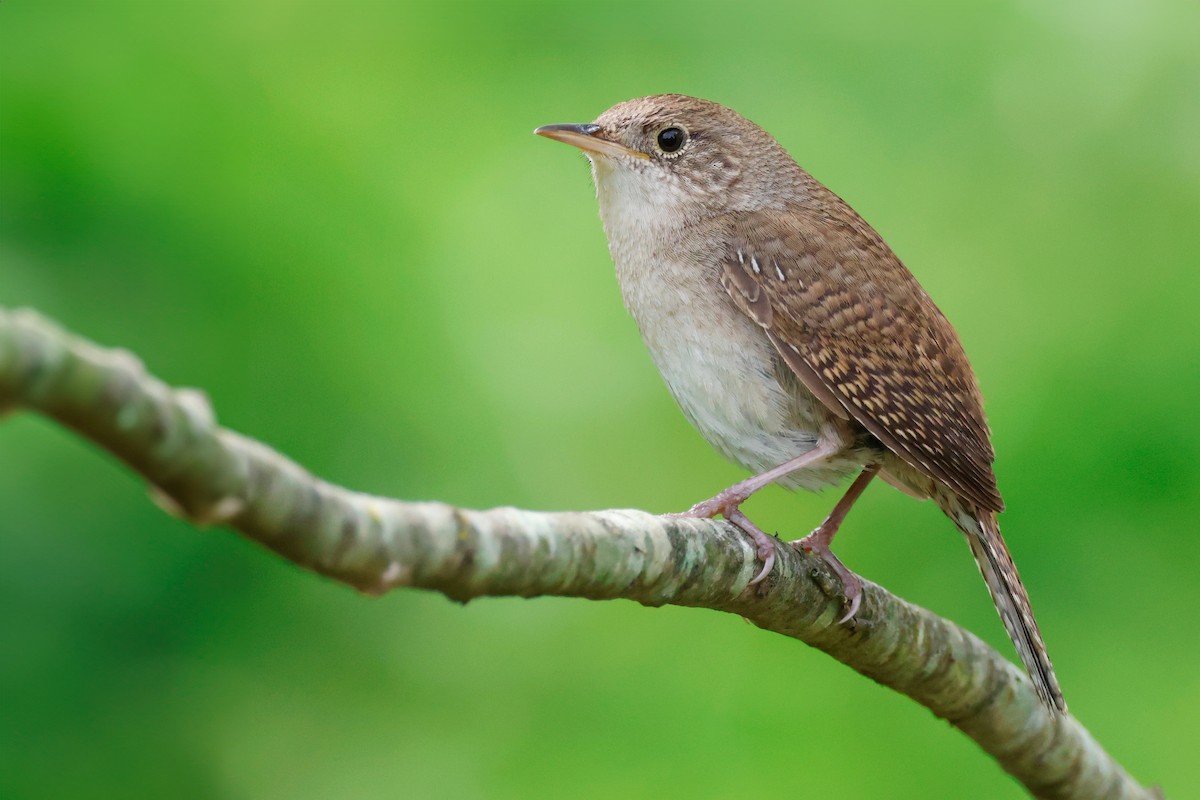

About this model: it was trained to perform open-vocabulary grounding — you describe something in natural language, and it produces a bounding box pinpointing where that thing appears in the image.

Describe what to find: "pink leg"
[673,437,841,585]
[681,438,841,519]
[795,465,879,622]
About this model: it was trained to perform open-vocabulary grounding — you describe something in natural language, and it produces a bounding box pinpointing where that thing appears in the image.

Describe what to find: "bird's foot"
[726,509,777,585]
[674,486,748,520]
[794,527,862,623]
[669,494,775,584]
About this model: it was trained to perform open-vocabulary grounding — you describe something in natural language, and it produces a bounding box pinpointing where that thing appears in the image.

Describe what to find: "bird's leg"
[681,438,841,519]
[794,464,879,622]
[674,437,841,584]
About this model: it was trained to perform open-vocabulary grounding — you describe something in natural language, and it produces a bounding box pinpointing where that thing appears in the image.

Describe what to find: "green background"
[2,1,1197,797]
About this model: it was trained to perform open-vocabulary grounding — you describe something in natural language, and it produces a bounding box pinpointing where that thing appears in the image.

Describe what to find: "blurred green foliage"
[2,1,1198,797]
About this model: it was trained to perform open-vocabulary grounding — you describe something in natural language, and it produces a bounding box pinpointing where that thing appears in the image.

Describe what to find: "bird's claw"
[796,531,862,623]
[726,507,777,585]
[675,490,742,520]
[749,534,777,585]
[672,500,777,584]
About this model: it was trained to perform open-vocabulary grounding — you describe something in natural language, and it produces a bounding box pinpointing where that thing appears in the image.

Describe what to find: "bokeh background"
[2,1,1197,797]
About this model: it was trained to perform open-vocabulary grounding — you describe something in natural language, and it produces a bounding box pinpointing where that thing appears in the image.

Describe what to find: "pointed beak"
[534,123,649,160]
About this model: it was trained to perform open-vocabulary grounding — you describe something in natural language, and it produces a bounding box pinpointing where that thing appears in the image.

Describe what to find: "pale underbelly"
[640,306,868,492]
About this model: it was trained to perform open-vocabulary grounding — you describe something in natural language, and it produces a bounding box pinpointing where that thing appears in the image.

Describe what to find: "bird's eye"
[656,127,686,153]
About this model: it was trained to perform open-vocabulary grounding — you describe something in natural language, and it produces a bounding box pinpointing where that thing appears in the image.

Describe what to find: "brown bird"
[536,94,1065,714]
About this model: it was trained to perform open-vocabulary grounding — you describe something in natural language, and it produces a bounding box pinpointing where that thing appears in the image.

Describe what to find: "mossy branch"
[0,307,1161,800]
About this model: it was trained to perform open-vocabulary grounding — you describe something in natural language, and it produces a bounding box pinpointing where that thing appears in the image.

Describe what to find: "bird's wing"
[718,206,1003,512]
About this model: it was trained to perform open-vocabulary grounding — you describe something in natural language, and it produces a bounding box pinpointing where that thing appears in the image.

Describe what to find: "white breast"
[591,157,863,491]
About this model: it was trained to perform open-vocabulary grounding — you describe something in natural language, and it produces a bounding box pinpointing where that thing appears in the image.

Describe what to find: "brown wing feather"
[721,205,1003,513]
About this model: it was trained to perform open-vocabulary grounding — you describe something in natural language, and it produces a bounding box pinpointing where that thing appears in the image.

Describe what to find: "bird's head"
[536,94,805,221]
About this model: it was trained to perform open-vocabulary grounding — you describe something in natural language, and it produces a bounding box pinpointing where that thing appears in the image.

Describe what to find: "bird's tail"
[951,506,1066,714]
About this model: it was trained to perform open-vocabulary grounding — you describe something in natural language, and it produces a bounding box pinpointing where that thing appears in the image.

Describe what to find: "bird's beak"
[534,123,649,160]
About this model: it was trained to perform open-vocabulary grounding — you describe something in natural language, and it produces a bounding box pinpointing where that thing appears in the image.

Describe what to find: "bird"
[535,94,1065,714]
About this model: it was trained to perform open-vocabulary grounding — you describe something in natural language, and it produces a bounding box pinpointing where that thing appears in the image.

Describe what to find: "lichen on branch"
[0,307,1161,800]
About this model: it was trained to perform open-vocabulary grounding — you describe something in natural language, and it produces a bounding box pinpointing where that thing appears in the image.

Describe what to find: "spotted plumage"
[537,93,1066,714]
[721,206,1004,514]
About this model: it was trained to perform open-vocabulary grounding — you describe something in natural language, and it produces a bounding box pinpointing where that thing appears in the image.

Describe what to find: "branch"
[0,307,1161,800]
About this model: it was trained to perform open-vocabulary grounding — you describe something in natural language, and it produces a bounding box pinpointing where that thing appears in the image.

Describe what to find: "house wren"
[535,94,1066,714]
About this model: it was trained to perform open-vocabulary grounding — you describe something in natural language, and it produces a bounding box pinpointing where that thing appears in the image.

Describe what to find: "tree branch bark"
[0,307,1162,799]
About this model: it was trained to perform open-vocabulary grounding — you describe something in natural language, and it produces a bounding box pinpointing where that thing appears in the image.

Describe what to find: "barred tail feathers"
[955,509,1066,714]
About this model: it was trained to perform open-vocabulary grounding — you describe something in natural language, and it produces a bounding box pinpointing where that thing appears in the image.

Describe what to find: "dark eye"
[656,127,686,153]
